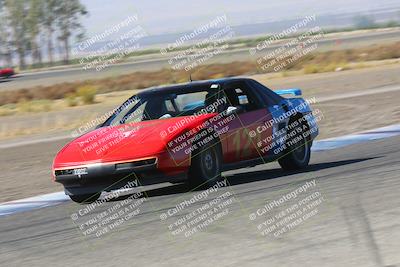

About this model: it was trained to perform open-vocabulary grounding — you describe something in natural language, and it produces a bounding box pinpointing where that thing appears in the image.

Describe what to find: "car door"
[218,81,273,163]
[248,80,290,157]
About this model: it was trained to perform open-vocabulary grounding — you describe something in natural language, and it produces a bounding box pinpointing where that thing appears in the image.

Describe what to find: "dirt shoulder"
[253,63,400,99]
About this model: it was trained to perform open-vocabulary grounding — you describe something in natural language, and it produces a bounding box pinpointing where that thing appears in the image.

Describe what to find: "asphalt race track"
[0,135,399,267]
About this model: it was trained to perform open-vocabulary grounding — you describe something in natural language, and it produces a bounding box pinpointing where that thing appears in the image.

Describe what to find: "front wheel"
[188,139,222,189]
[278,120,311,170]
[69,193,100,204]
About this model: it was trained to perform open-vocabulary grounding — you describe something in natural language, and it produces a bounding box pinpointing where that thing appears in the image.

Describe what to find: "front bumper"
[54,158,186,195]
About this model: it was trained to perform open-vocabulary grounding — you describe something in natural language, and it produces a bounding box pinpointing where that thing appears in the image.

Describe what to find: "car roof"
[138,77,252,96]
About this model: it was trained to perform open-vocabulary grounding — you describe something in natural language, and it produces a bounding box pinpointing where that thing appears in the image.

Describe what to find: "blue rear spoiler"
[274,88,302,96]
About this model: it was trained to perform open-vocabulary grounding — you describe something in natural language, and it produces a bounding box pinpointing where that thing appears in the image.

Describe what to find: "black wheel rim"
[292,133,308,163]
[201,147,218,178]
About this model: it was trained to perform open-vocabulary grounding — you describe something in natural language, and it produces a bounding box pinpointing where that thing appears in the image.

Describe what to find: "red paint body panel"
[53,114,216,176]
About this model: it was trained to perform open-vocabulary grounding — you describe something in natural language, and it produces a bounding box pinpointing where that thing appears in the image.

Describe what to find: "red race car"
[53,78,319,203]
[0,67,15,78]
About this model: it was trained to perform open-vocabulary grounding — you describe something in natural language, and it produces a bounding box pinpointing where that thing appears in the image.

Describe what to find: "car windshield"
[104,86,223,126]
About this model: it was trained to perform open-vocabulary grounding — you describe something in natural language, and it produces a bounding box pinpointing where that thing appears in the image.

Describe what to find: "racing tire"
[69,193,100,204]
[278,118,311,170]
[188,137,222,189]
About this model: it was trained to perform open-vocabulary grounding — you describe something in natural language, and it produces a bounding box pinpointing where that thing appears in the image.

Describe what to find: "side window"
[222,81,262,112]
[164,99,176,113]
[175,91,207,111]
[248,80,283,106]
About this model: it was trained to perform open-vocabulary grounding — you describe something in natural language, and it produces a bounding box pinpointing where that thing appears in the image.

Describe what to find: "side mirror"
[226,106,239,115]
[159,113,172,119]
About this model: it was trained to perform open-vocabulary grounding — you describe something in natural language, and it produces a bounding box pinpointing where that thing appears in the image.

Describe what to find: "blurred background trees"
[56,1,87,65]
[0,0,87,69]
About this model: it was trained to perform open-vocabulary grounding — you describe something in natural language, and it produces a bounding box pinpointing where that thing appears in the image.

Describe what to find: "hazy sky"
[81,0,400,35]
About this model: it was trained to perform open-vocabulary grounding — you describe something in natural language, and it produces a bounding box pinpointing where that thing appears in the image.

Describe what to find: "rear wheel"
[188,137,222,189]
[69,193,100,204]
[278,119,311,170]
